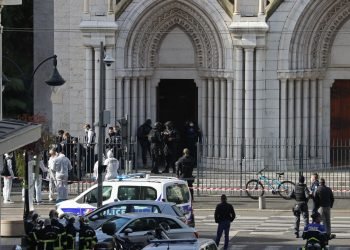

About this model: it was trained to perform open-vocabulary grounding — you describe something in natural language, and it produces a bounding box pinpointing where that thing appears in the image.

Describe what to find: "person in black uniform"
[137,119,152,168]
[290,175,310,238]
[214,194,236,250]
[149,122,164,174]
[65,216,77,250]
[79,216,97,250]
[176,148,195,201]
[162,121,180,173]
[34,219,59,250]
[49,209,67,250]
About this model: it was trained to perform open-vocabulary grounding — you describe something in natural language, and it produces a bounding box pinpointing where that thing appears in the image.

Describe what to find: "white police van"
[56,174,195,227]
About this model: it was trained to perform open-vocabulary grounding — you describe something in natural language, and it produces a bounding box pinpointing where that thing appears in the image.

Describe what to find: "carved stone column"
[131,77,138,139]
[207,78,214,157]
[244,48,254,159]
[201,78,208,155]
[85,47,93,125]
[302,79,310,156]
[280,79,288,159]
[220,78,227,158]
[94,47,101,127]
[234,47,244,159]
[116,77,123,120]
[138,77,145,125]
[105,47,115,124]
[227,78,233,157]
[288,79,295,158]
[310,79,317,157]
[214,78,220,158]
[123,77,130,117]
[146,77,151,120]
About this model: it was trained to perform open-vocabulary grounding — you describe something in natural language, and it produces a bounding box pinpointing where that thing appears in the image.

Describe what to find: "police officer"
[49,209,67,250]
[79,216,97,250]
[291,175,310,238]
[309,172,320,214]
[302,212,328,249]
[65,216,77,250]
[148,122,164,174]
[176,148,195,201]
[162,121,180,173]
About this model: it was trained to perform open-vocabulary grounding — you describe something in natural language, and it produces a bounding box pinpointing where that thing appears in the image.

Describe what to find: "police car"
[143,238,217,250]
[56,174,195,227]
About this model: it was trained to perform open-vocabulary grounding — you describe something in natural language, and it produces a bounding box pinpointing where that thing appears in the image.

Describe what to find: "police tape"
[64,180,350,193]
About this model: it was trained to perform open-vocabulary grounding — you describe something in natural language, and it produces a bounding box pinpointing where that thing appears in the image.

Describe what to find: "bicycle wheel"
[278,180,295,200]
[245,179,264,200]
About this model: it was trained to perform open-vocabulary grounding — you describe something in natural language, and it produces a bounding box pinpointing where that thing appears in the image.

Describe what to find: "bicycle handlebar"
[257,168,266,175]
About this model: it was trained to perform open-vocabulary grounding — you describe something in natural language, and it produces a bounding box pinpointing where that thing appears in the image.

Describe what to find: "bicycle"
[245,168,295,200]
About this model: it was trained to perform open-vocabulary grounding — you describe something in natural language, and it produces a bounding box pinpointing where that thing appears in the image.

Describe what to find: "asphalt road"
[1,193,350,249]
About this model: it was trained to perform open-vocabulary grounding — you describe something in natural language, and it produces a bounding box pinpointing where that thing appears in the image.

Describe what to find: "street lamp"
[97,41,114,208]
[2,54,65,221]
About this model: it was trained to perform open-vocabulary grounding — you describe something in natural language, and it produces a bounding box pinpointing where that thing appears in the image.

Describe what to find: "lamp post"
[97,41,114,208]
[2,54,65,221]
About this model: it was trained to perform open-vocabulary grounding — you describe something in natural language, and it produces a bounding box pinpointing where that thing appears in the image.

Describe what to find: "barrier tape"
[16,177,349,193]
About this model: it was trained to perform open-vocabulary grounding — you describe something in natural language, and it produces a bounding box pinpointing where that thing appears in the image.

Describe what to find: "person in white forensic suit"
[93,154,106,182]
[32,155,48,203]
[48,147,58,201]
[52,146,72,202]
[2,153,15,203]
[104,149,119,180]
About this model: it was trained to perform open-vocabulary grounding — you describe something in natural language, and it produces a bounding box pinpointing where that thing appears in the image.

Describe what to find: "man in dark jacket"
[148,122,164,174]
[214,194,236,250]
[315,178,335,239]
[137,119,152,168]
[176,148,195,201]
[309,172,320,214]
[291,175,310,238]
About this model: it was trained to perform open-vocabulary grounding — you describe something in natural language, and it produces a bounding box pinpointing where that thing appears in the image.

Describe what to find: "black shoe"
[162,169,169,173]
[329,234,336,240]
[294,232,299,238]
[151,170,160,174]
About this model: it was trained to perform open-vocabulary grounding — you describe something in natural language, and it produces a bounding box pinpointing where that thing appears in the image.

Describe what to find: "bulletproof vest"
[295,183,308,202]
[178,156,194,178]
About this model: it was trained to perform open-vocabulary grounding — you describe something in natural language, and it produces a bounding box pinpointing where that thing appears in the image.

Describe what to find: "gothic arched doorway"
[330,80,350,165]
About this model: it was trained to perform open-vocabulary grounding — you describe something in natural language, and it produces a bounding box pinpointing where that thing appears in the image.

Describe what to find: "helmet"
[154,122,162,129]
[79,216,89,225]
[145,119,152,126]
[49,209,59,219]
[32,213,39,222]
[165,121,173,128]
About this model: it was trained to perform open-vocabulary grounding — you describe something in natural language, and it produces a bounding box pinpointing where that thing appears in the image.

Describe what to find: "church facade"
[34,0,350,168]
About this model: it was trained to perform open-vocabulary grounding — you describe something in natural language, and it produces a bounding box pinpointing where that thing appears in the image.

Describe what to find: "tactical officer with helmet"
[290,175,310,238]
[148,122,164,174]
[176,148,195,201]
[162,121,180,173]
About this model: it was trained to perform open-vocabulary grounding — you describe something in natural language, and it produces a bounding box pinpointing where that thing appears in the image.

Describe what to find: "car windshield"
[166,184,190,204]
[102,216,131,230]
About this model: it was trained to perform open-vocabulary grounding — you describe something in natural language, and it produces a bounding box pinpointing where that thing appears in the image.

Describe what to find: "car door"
[119,217,153,246]
[156,217,192,239]
[88,204,128,229]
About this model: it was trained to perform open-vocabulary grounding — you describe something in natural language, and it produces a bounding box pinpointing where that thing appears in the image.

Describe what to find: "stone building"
[34,0,350,168]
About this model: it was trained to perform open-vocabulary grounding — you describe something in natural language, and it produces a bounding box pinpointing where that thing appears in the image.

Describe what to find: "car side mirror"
[101,222,117,236]
[124,228,133,236]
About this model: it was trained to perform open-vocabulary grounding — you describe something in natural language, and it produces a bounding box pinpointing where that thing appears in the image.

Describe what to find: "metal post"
[299,143,303,177]
[23,151,29,221]
[97,41,105,208]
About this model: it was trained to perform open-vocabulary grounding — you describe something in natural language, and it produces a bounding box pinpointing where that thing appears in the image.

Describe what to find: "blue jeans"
[215,220,231,250]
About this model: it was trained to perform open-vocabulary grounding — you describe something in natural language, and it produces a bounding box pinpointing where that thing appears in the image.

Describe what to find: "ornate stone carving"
[310,1,350,68]
[130,1,221,70]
